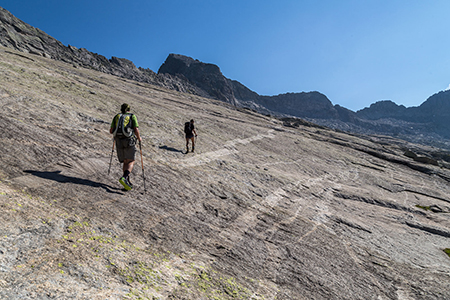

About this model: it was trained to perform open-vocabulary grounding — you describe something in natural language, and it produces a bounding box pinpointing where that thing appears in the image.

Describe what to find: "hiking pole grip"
[108,138,115,175]
[139,140,146,193]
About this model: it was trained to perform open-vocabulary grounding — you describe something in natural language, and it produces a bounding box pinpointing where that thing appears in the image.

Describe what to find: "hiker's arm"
[194,129,197,136]
[134,127,142,142]
[109,116,116,134]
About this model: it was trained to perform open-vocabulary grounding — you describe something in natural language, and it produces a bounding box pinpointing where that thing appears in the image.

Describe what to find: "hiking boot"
[119,177,132,191]
[192,147,195,152]
[127,176,133,188]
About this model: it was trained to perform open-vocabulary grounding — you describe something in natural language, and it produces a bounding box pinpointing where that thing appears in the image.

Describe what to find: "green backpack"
[113,113,134,139]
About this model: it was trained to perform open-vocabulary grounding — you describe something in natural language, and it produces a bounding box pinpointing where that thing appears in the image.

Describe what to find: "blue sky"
[2,0,450,111]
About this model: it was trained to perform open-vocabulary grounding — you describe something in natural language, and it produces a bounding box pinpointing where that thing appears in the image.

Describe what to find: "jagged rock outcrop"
[0,7,59,58]
[357,91,450,124]
[257,91,338,119]
[412,91,450,137]
[158,54,241,106]
[0,6,208,97]
[356,100,409,120]
[354,91,450,140]
[0,6,135,74]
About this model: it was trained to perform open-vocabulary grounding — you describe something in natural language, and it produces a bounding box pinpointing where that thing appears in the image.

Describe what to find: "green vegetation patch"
[1,187,264,299]
[415,205,431,211]
[168,264,258,300]
[444,248,450,258]
[118,261,162,288]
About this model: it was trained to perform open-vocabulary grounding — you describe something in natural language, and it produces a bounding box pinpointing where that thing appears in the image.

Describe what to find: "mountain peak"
[158,53,223,77]
[158,53,238,105]
[161,53,202,68]
[420,90,450,112]
[356,100,407,120]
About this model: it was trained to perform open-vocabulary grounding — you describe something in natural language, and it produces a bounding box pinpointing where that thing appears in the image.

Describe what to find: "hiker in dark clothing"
[110,103,142,191]
[184,119,197,153]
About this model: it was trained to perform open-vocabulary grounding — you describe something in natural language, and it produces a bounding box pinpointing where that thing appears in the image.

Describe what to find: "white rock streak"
[178,130,275,168]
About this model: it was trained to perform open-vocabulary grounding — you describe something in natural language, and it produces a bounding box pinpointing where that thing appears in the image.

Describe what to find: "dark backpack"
[114,113,134,139]
[184,122,192,135]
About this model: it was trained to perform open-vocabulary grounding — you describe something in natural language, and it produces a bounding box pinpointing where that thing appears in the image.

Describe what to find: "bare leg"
[123,159,135,173]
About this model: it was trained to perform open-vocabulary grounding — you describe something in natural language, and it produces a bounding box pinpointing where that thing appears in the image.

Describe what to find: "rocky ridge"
[158,53,450,149]
[0,7,208,98]
[1,43,450,299]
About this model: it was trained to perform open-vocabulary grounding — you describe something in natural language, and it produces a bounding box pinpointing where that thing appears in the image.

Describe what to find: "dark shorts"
[115,137,136,163]
[185,134,194,139]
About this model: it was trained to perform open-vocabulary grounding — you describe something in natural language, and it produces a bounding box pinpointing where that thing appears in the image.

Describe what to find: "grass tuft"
[444,248,450,258]
[415,205,431,211]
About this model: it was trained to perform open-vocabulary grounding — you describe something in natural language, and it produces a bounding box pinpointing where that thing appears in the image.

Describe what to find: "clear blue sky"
[2,0,450,111]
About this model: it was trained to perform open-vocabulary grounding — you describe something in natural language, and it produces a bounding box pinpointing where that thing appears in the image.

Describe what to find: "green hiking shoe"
[119,177,132,191]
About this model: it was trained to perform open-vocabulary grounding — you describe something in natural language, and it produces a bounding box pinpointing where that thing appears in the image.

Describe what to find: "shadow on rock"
[23,170,123,194]
[159,145,183,153]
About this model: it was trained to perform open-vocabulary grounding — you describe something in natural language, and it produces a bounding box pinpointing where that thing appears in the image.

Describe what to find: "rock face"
[417,91,450,138]
[0,7,60,58]
[0,7,209,97]
[353,92,450,143]
[357,91,450,124]
[257,91,338,119]
[356,100,409,120]
[2,45,450,299]
[158,54,240,106]
[0,6,134,73]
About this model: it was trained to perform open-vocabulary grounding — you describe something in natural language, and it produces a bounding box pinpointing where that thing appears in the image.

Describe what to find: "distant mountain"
[1,5,450,149]
[158,54,348,119]
[355,91,450,139]
[158,54,241,106]
[157,53,450,147]
[356,91,450,124]
[356,100,409,120]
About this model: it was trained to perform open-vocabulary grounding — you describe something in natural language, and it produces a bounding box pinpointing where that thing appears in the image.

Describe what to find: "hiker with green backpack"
[110,103,142,191]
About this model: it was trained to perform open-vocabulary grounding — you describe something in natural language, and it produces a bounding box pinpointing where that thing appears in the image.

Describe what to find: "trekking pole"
[108,138,115,175]
[139,140,147,193]
[195,135,198,150]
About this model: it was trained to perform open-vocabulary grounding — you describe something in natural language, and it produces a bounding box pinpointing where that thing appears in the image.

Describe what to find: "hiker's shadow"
[24,170,123,195]
[159,145,183,153]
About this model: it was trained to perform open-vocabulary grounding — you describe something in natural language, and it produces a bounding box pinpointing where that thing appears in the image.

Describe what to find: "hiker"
[110,103,142,191]
[184,119,197,153]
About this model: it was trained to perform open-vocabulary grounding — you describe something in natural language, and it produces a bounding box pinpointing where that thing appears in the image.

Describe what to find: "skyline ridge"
[1,1,449,111]
[3,4,450,151]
